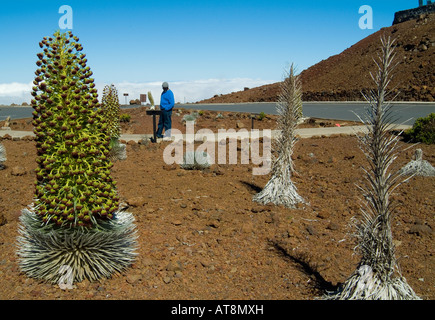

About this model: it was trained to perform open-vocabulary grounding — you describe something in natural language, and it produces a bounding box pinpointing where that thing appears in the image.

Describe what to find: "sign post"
[140,94,147,106]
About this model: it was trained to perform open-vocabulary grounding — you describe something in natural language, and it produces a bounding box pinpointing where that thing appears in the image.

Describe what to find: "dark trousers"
[156,109,172,138]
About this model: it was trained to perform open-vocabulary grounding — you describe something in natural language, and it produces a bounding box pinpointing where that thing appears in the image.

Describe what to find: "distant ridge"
[199,12,435,103]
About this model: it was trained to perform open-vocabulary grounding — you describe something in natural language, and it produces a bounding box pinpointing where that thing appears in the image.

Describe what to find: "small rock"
[0,214,7,227]
[30,290,43,298]
[1,134,12,140]
[163,164,177,171]
[393,239,402,248]
[236,121,245,129]
[180,203,187,208]
[317,210,331,219]
[306,225,318,236]
[241,221,254,233]
[207,221,219,228]
[143,258,154,266]
[138,139,149,146]
[212,167,224,176]
[21,135,34,141]
[264,216,273,224]
[163,276,172,284]
[126,274,142,285]
[409,223,433,236]
[328,156,337,164]
[200,260,211,268]
[418,44,428,51]
[11,166,26,176]
[127,196,147,207]
[166,261,183,272]
[327,222,339,231]
[171,220,182,226]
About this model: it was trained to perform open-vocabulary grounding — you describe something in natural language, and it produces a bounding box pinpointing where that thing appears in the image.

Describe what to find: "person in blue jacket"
[156,82,175,139]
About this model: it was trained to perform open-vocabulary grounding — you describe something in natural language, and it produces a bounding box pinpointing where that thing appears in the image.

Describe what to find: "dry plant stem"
[325,36,420,300]
[0,143,6,169]
[253,65,305,208]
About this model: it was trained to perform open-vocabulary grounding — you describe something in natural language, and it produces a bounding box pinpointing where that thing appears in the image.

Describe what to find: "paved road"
[1,101,434,125]
[178,102,435,125]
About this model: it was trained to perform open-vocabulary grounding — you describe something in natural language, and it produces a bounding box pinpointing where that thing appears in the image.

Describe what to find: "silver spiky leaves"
[325,265,421,300]
[253,64,305,208]
[108,140,127,162]
[0,143,6,169]
[180,151,211,170]
[17,205,138,284]
[400,149,435,177]
[324,36,420,300]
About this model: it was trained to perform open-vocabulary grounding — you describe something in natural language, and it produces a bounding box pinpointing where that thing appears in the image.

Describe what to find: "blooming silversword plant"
[101,84,121,140]
[31,30,118,228]
[17,30,137,285]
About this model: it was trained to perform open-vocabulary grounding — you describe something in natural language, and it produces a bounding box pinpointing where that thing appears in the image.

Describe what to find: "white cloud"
[0,82,33,105]
[98,78,276,104]
[0,78,277,105]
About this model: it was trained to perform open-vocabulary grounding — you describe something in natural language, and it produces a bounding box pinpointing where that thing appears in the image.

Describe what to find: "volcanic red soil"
[199,13,435,103]
[0,108,433,300]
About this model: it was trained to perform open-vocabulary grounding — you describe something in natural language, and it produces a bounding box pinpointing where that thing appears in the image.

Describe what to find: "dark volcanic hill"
[199,12,435,103]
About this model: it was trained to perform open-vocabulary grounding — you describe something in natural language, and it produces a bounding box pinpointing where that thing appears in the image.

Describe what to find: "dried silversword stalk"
[324,36,420,300]
[0,143,6,169]
[253,64,305,208]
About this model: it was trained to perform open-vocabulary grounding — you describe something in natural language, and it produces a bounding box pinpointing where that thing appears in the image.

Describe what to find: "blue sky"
[0,0,418,104]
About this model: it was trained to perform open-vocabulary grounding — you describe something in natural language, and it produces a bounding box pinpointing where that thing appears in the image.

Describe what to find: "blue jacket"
[160,89,175,111]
